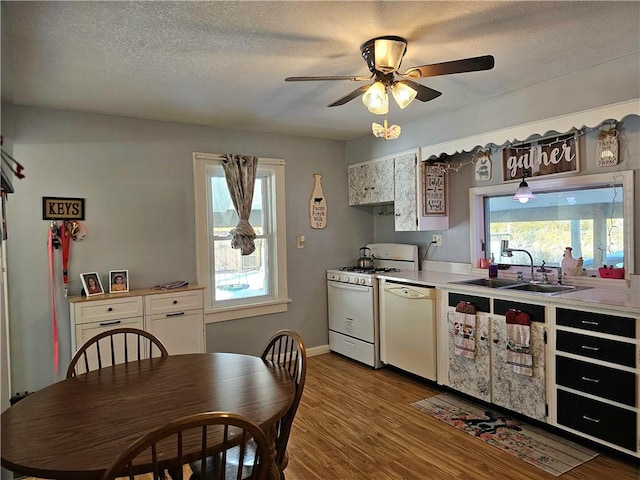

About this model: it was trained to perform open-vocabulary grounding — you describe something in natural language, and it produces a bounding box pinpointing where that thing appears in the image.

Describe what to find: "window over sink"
[470,171,634,277]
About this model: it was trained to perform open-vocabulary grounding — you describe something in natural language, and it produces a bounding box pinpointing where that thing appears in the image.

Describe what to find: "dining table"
[1,352,295,480]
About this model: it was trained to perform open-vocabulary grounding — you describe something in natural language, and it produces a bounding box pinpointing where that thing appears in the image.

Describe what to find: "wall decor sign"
[309,173,327,229]
[501,133,579,182]
[42,197,85,220]
[595,125,619,167]
[475,150,492,181]
[422,164,447,215]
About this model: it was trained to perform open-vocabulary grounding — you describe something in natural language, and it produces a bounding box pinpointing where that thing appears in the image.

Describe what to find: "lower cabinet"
[145,289,205,354]
[447,309,546,421]
[553,306,639,456]
[447,294,547,421]
[69,286,205,360]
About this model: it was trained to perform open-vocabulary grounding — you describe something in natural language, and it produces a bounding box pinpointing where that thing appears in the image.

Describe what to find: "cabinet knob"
[107,307,113,312]
[173,300,178,305]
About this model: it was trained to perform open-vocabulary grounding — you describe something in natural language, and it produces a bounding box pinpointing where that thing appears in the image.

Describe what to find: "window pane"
[486,186,624,268]
[213,238,268,300]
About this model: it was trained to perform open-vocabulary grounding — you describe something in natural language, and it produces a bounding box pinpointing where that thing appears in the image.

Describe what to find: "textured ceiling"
[2,1,639,141]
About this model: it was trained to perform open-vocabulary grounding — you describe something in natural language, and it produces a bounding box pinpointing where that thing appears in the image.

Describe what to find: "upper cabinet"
[347,152,449,231]
[348,158,394,205]
[393,154,418,231]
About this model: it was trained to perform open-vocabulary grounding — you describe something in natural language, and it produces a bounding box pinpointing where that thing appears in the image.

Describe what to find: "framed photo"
[109,270,129,293]
[80,272,104,297]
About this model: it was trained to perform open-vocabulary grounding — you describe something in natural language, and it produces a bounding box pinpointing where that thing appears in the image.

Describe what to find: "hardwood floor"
[284,352,639,480]
[20,352,639,479]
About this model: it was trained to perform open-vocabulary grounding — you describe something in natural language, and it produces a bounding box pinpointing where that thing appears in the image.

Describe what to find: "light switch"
[297,235,305,248]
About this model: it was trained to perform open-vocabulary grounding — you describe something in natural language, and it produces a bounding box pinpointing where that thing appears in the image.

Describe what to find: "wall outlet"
[432,234,443,247]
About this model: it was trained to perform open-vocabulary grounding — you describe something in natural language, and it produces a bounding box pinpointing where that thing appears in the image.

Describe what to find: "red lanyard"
[48,229,59,380]
[60,221,71,297]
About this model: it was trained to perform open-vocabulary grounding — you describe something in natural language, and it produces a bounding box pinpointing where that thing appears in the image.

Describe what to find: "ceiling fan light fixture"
[391,82,417,109]
[373,37,407,74]
[362,81,388,114]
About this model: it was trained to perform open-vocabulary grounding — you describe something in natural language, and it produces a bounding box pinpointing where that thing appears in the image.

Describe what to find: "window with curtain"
[193,153,288,321]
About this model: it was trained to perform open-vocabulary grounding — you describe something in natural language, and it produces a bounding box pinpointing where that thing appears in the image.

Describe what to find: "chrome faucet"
[501,240,535,282]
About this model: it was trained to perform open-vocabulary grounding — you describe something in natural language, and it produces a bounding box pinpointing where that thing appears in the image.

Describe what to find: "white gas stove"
[326,243,418,368]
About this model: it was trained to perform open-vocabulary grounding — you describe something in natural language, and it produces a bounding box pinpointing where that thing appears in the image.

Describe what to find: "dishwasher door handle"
[385,286,432,299]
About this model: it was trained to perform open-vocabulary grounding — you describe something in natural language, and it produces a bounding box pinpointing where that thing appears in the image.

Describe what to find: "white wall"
[3,105,372,392]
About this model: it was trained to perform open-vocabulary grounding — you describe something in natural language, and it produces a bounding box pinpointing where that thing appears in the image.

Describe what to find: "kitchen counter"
[377,270,640,314]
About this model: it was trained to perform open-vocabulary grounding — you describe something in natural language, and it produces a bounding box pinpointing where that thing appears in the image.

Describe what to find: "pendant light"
[513,173,535,203]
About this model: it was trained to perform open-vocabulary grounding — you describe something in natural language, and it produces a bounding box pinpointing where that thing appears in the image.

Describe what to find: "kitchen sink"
[449,278,591,296]
[502,283,583,294]
[450,278,524,288]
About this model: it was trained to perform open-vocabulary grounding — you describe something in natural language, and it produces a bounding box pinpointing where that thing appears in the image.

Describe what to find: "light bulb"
[362,82,387,112]
[391,82,417,109]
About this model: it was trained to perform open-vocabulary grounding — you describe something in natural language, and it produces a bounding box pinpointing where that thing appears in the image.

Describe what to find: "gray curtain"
[222,154,258,255]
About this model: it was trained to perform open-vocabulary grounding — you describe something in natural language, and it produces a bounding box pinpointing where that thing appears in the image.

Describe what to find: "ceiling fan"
[285,35,495,113]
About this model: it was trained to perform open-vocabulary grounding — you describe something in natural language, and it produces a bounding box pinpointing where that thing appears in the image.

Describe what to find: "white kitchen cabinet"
[69,295,144,354]
[444,292,547,421]
[393,154,418,231]
[348,157,394,205]
[145,289,205,354]
[69,286,205,359]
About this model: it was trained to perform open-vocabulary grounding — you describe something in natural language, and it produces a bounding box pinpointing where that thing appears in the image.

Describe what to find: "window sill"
[204,298,292,323]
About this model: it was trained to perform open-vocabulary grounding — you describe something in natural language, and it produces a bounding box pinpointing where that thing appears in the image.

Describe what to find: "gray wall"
[3,54,639,395]
[3,105,372,392]
[347,55,640,266]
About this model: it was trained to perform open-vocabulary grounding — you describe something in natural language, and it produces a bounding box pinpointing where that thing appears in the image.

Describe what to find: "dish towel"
[453,302,477,359]
[506,310,533,376]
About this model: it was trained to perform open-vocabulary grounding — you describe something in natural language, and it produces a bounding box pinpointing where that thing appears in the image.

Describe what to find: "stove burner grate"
[339,266,400,273]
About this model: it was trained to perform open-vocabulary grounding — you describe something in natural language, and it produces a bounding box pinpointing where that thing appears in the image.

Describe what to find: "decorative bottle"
[488,254,498,278]
[309,174,327,229]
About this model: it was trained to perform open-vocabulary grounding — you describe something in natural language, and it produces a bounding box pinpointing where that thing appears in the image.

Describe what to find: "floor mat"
[411,393,598,476]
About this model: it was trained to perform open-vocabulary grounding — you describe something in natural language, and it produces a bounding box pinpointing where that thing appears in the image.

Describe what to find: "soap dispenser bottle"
[488,254,498,278]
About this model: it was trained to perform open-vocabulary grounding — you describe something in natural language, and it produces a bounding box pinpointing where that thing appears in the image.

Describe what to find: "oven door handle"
[328,282,371,292]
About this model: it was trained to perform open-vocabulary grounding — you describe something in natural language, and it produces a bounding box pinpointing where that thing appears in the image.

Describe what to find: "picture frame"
[80,272,104,297]
[109,270,129,294]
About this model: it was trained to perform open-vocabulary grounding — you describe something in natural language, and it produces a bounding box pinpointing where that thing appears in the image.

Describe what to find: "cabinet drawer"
[556,356,636,406]
[448,293,489,313]
[556,308,635,338]
[557,390,637,451]
[556,330,636,367]
[73,297,143,324]
[145,290,203,315]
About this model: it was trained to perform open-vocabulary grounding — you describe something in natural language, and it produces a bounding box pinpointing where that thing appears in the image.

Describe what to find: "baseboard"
[307,344,330,357]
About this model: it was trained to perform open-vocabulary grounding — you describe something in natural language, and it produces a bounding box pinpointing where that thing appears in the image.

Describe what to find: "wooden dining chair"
[66,327,169,378]
[260,329,307,477]
[190,330,306,480]
[101,411,270,480]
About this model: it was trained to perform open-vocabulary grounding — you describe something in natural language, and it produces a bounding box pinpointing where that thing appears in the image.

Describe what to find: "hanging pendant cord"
[48,229,59,380]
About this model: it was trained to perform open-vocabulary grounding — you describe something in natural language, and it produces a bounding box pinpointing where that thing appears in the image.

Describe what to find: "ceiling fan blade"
[328,85,371,107]
[397,80,442,102]
[399,55,495,79]
[285,75,371,82]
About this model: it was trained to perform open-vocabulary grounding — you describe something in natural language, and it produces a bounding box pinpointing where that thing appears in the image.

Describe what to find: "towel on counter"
[506,310,533,376]
[453,302,477,359]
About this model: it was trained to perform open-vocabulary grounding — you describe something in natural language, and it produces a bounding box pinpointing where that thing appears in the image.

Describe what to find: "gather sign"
[502,134,578,181]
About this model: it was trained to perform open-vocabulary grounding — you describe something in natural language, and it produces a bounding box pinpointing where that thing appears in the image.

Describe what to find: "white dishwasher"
[380,279,437,381]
